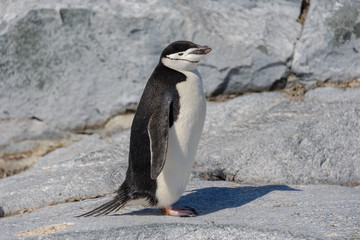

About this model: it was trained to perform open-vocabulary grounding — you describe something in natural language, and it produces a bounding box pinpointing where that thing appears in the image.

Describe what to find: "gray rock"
[194,87,360,186]
[0,0,302,130]
[0,118,73,152]
[0,2,359,237]
[0,7,144,130]
[292,0,360,83]
[185,0,302,96]
[0,180,359,239]
[0,118,80,177]
[0,86,359,238]
[0,132,130,217]
[0,86,358,219]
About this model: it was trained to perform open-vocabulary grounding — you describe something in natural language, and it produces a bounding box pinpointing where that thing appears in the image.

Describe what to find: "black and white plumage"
[78,41,211,217]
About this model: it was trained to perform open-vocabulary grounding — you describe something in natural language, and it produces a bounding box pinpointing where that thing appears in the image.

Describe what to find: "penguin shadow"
[116,184,300,217]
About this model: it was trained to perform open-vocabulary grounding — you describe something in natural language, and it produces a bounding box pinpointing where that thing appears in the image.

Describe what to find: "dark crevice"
[231,170,241,182]
[0,207,4,217]
[74,131,94,135]
[269,78,287,91]
[282,0,311,93]
[197,168,227,181]
[320,158,327,167]
[297,0,310,25]
[30,116,43,122]
[257,61,286,72]
[196,168,252,182]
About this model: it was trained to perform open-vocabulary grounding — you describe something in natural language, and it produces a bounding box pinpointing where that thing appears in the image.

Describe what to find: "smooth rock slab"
[0,118,80,177]
[0,133,129,217]
[195,87,360,186]
[292,0,360,84]
[0,181,359,239]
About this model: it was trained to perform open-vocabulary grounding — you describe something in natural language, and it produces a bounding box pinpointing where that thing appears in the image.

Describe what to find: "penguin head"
[161,41,211,71]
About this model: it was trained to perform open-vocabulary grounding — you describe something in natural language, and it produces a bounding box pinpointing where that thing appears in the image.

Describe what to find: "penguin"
[78,41,211,217]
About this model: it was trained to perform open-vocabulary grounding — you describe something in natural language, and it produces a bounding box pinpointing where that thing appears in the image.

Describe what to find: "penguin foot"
[161,206,199,217]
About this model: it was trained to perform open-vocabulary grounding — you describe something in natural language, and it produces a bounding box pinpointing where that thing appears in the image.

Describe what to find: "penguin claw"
[161,206,199,217]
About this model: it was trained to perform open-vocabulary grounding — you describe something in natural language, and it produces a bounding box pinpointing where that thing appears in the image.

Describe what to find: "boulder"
[292,0,360,85]
[0,0,302,131]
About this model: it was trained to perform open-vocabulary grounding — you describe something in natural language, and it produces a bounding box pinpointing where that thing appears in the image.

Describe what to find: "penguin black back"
[125,64,186,198]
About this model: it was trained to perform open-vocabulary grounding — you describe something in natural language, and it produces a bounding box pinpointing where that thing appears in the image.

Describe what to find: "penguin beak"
[189,46,212,55]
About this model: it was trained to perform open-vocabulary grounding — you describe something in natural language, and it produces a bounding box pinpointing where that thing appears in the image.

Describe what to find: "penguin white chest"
[155,70,206,207]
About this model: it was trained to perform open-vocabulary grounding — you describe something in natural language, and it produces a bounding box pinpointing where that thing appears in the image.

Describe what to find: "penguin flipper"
[148,94,171,180]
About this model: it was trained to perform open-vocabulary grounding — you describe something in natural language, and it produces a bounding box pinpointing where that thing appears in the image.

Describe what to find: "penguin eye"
[178,53,183,56]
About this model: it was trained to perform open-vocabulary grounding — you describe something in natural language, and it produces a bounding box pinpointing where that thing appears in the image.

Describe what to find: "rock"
[0,86,359,238]
[0,132,130,217]
[0,86,358,219]
[102,113,135,137]
[0,118,72,152]
[0,180,359,239]
[0,6,143,130]
[0,118,80,178]
[194,87,360,186]
[0,0,304,175]
[0,0,302,131]
[184,0,302,96]
[0,1,359,237]
[292,0,360,85]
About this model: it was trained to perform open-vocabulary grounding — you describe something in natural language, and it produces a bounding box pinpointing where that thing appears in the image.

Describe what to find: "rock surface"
[292,0,360,85]
[0,0,302,131]
[0,87,359,222]
[0,0,360,238]
[1,0,359,167]
[196,87,360,186]
[0,133,129,217]
[0,118,80,177]
[0,180,359,239]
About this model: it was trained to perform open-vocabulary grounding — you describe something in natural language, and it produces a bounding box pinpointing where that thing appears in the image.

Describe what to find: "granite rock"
[0,0,302,130]
[292,0,360,85]
[195,87,360,186]
[0,87,359,219]
[0,87,359,238]
[0,133,129,217]
[0,1,359,238]
[0,181,359,239]
[0,118,80,177]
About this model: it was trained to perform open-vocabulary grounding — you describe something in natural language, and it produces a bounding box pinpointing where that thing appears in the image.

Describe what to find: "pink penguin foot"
[161,206,199,217]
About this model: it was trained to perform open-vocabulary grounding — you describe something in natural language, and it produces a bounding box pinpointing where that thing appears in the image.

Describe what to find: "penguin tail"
[76,193,130,217]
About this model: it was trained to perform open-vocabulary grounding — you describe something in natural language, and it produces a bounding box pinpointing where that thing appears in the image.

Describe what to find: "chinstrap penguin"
[78,41,211,217]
